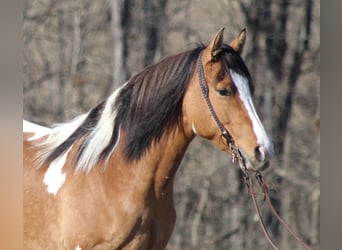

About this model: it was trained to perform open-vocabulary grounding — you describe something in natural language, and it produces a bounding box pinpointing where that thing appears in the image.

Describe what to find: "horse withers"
[23,28,273,249]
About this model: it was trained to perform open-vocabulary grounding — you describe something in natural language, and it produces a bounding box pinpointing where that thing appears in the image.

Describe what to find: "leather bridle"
[197,51,244,165]
[196,51,312,250]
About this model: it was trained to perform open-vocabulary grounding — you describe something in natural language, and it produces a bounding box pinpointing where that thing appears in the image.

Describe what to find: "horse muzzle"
[239,145,273,172]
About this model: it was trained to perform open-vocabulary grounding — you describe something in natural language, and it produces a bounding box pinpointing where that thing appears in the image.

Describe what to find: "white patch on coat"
[75,246,82,250]
[230,70,274,156]
[43,148,71,195]
[23,120,51,141]
[192,121,198,135]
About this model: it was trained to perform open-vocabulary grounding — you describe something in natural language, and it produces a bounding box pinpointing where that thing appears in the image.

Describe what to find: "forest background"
[23,0,320,249]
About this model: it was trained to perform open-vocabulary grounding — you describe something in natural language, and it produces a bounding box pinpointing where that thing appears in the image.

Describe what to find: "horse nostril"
[255,146,268,163]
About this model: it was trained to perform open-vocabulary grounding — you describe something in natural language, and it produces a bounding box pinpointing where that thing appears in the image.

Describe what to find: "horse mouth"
[235,149,270,172]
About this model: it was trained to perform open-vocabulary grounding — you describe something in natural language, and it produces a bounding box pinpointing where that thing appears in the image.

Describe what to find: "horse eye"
[218,89,232,97]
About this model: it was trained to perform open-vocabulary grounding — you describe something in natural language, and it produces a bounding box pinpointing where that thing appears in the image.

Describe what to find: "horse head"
[184,28,274,171]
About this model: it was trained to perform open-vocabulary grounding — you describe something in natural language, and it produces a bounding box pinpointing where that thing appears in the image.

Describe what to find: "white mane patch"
[34,113,88,167]
[74,87,122,172]
[35,83,126,172]
[23,120,51,141]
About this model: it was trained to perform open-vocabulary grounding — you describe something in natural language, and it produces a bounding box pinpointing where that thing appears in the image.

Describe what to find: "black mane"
[42,43,252,169]
[113,47,202,160]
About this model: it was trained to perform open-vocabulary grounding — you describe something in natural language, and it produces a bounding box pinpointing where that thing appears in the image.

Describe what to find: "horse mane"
[35,47,203,171]
[35,43,252,172]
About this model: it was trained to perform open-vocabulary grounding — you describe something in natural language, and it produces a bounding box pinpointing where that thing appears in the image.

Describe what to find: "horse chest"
[59,183,175,250]
[61,207,174,250]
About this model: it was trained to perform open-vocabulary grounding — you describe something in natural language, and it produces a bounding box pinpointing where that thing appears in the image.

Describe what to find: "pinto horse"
[23,28,274,250]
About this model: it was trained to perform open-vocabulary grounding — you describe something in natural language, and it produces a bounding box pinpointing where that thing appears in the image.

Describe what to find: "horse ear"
[203,27,225,62]
[229,28,246,54]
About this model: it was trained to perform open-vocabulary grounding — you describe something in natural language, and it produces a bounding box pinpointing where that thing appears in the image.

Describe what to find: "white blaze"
[230,70,274,156]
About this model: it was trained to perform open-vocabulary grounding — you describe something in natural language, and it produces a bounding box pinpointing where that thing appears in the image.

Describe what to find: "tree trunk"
[143,0,167,66]
[57,8,65,120]
[111,0,128,91]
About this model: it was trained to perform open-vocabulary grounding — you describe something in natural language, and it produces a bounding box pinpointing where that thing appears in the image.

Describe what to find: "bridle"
[196,51,312,250]
[197,51,242,163]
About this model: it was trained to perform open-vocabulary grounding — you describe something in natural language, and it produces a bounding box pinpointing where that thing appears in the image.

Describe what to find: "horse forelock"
[220,44,254,94]
[35,47,204,171]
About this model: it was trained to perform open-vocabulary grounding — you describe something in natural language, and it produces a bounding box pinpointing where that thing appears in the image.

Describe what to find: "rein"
[197,52,311,250]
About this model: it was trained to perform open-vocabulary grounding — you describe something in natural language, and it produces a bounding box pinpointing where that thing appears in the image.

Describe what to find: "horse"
[23,28,274,250]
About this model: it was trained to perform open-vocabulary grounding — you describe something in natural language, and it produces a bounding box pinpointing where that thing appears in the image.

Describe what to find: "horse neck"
[108,125,193,201]
[151,127,192,198]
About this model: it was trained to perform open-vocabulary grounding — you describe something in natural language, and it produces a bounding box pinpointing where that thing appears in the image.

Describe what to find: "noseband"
[196,51,311,250]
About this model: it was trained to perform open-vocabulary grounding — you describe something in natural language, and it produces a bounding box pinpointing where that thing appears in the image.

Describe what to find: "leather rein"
[197,51,311,250]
